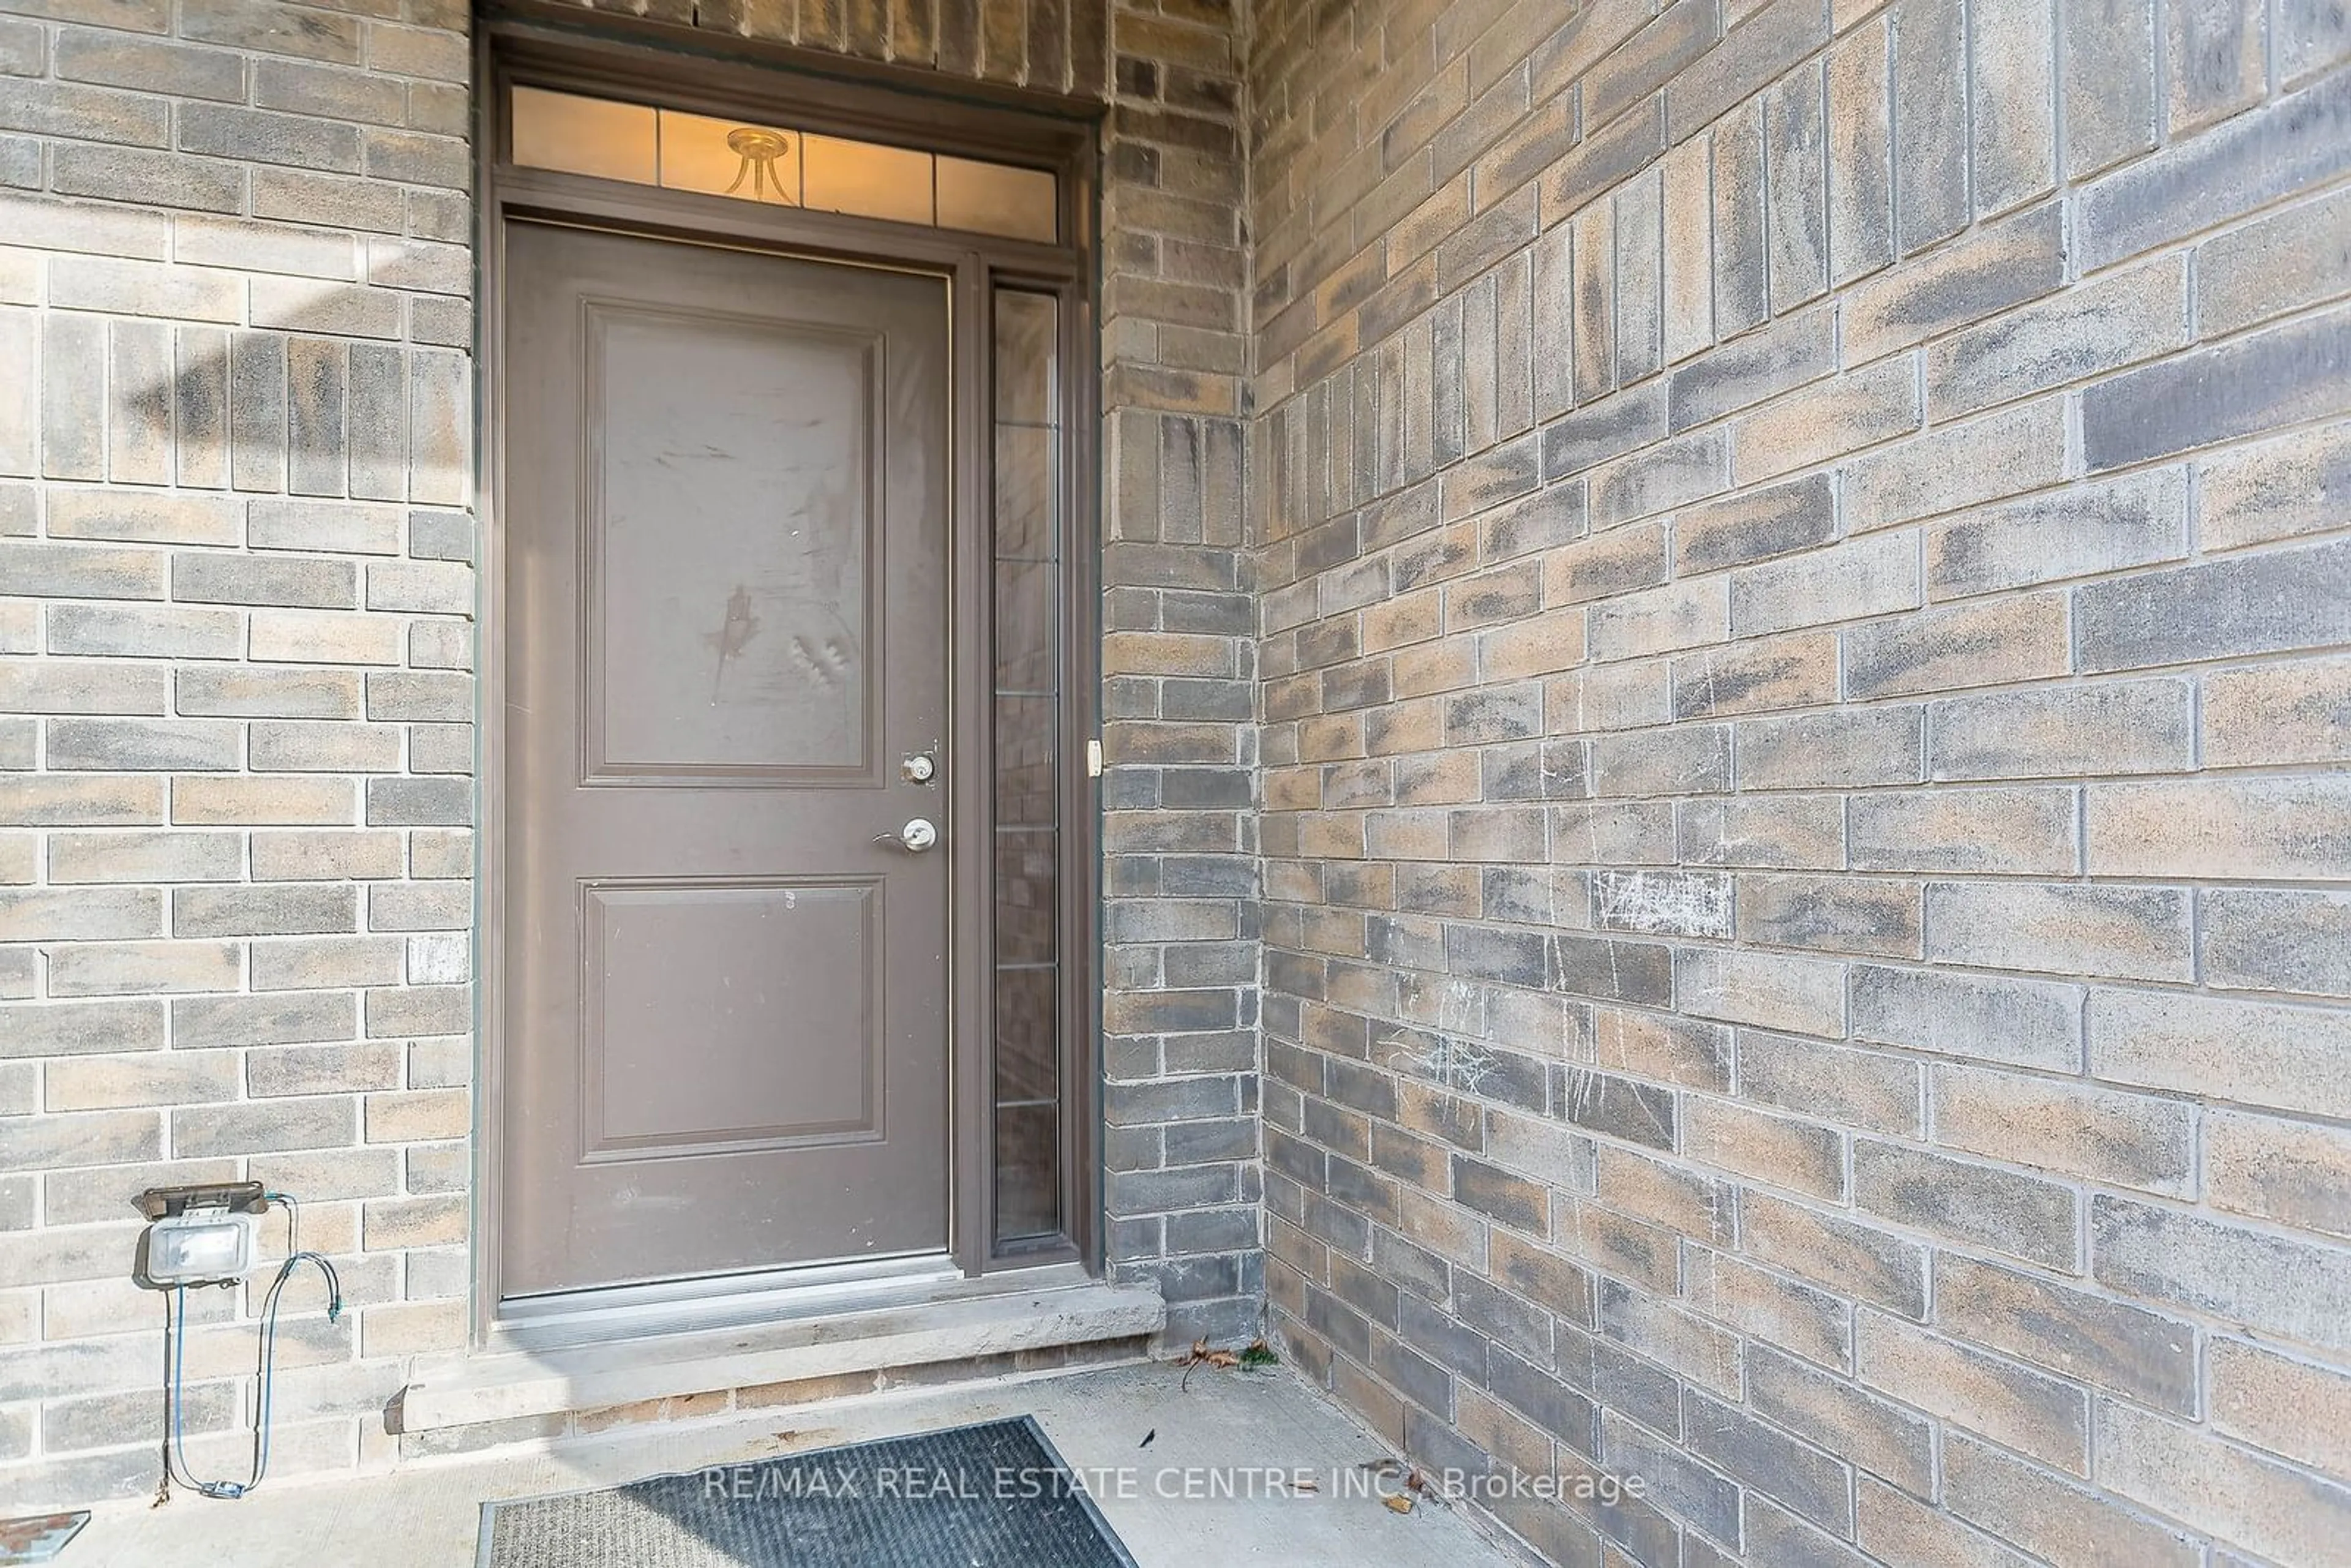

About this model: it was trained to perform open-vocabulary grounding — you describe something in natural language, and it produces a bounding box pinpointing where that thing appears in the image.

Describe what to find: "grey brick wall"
[1246,0,2351,1562]
[0,0,1263,1506]
[0,0,478,1504]
[1095,0,1262,1348]
[561,0,1112,97]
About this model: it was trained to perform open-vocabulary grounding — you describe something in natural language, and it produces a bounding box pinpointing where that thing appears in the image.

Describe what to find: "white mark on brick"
[1561,1067,1602,1122]
[1380,1030,1498,1095]
[1594,869,1733,937]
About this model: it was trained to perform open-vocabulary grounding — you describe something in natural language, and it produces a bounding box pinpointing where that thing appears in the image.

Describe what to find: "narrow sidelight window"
[992,287,1064,1246]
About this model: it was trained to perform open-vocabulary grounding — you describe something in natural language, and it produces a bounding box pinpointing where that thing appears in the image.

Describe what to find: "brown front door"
[501,219,952,1299]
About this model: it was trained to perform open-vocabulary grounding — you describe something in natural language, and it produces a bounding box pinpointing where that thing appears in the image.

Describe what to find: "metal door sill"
[491,1251,969,1347]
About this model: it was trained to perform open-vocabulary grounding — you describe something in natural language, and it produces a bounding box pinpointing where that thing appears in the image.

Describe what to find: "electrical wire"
[157,1196,341,1502]
[266,1189,302,1258]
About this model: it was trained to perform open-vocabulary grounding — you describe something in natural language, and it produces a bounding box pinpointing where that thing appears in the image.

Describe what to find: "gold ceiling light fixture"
[724,126,795,202]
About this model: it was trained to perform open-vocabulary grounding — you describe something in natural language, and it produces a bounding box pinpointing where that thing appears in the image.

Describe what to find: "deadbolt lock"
[901,752,938,784]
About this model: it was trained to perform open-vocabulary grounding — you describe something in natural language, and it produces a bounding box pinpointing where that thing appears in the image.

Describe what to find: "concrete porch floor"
[59,1360,1523,1567]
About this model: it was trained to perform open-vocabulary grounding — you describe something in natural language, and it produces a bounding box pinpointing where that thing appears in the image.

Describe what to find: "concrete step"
[393,1277,1166,1433]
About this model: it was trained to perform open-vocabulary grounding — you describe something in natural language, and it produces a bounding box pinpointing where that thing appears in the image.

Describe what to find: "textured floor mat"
[478,1415,1138,1567]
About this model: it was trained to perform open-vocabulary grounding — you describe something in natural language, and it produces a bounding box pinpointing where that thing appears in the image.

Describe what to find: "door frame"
[471,13,1105,1341]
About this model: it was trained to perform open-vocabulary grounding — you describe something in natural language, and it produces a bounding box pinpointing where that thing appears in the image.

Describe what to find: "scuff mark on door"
[706,583,760,701]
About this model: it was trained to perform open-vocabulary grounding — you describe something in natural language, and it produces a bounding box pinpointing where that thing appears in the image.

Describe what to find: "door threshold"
[394,1270,1163,1435]
[491,1250,969,1350]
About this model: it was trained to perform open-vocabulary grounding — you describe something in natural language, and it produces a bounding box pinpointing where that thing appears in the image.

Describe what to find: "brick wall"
[1095,0,1261,1348]
[1247,0,2351,1562]
[0,0,479,1502]
[569,0,1111,96]
[0,0,1262,1506]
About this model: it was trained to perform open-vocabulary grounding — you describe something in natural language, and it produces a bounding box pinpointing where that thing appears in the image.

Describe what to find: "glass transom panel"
[511,85,1059,244]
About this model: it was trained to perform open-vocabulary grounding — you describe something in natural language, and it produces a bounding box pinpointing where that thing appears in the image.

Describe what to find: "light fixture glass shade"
[141,1212,257,1288]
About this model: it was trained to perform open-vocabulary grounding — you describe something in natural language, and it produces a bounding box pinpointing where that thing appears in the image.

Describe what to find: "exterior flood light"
[137,1210,259,1289]
[132,1179,270,1291]
[129,1179,343,1502]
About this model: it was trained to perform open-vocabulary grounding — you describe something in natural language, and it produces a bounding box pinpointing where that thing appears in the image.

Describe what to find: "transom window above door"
[510,85,1060,244]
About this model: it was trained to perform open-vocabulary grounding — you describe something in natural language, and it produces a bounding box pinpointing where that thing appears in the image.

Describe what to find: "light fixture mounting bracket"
[133,1180,271,1221]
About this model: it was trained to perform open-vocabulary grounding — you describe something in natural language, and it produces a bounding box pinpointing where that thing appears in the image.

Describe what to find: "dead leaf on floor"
[1175,1337,1243,1390]
[1176,1336,1280,1390]
[1358,1455,1443,1514]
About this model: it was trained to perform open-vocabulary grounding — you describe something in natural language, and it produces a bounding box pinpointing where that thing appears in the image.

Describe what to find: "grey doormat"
[478,1416,1139,1567]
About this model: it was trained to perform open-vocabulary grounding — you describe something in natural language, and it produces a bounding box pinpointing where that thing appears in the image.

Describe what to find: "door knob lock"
[901,752,937,784]
[874,817,938,853]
